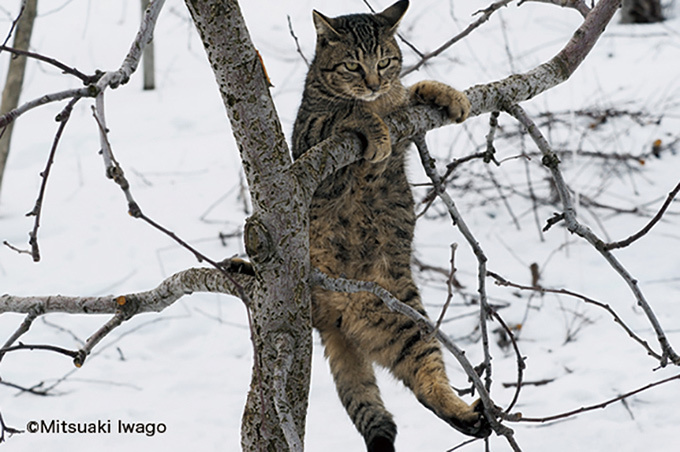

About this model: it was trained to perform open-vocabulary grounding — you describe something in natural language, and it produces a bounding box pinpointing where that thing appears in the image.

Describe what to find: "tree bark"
[0,0,38,200]
[141,0,156,90]
[184,1,312,450]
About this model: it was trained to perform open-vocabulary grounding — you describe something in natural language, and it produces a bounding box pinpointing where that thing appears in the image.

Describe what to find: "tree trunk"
[0,0,38,200]
[620,0,664,23]
[141,0,156,90]
[184,1,312,450]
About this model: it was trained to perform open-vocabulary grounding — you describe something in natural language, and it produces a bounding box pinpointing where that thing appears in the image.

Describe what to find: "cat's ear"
[378,0,409,34]
[312,10,341,41]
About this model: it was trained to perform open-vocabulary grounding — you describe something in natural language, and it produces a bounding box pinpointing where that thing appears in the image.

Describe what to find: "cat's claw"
[448,399,493,439]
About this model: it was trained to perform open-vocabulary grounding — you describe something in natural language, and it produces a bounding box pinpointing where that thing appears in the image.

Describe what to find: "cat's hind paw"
[448,399,492,439]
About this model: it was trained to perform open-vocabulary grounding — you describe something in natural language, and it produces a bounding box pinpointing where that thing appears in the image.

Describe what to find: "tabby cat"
[292,1,490,450]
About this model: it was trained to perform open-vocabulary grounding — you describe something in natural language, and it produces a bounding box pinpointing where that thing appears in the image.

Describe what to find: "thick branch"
[293,0,621,198]
[0,267,255,316]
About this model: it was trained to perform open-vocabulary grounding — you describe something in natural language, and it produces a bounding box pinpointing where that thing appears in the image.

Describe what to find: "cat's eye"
[344,62,360,71]
[377,58,391,69]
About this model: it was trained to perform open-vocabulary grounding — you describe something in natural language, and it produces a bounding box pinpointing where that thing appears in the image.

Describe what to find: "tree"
[0,0,38,200]
[1,0,679,450]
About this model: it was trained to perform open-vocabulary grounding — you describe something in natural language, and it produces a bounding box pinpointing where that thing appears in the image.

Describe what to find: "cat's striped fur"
[292,1,489,450]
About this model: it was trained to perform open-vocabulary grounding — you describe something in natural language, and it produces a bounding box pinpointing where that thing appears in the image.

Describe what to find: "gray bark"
[141,0,156,90]
[184,1,312,450]
[0,0,38,200]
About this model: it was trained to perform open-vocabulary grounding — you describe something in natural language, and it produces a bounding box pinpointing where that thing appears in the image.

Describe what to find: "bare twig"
[489,309,525,414]
[0,45,99,83]
[604,180,680,250]
[511,373,680,423]
[402,0,514,76]
[1,0,27,47]
[286,15,309,67]
[0,307,42,363]
[429,243,459,339]
[0,410,23,443]
[413,134,494,393]
[0,343,80,361]
[488,270,664,362]
[519,0,591,18]
[24,97,81,262]
[506,104,680,366]
[0,87,93,129]
[0,266,255,365]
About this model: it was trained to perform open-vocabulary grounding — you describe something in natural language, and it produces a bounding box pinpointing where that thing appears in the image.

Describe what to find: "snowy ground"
[1,1,679,451]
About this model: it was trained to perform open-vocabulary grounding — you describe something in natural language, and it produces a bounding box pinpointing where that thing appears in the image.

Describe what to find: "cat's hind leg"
[365,282,491,439]
[318,322,397,452]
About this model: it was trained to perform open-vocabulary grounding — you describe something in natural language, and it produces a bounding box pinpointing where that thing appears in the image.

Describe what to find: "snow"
[1,1,679,451]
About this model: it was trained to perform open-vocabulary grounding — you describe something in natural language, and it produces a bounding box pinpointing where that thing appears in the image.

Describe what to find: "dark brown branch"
[402,0,514,76]
[511,373,680,423]
[490,309,525,414]
[0,307,42,363]
[0,342,80,360]
[0,410,24,443]
[0,45,99,84]
[24,97,81,262]
[286,15,309,68]
[487,271,664,362]
[604,180,680,250]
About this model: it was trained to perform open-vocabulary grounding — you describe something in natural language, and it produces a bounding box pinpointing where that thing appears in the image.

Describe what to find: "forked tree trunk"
[184,1,313,450]
[0,0,38,200]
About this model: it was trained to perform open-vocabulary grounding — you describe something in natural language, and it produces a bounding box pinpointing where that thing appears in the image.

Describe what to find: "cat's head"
[311,0,408,102]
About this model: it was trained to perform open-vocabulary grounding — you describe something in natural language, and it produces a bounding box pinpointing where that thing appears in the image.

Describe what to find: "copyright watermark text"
[26,419,166,436]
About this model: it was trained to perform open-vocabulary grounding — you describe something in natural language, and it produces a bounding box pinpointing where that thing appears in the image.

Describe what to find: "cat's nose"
[365,76,380,93]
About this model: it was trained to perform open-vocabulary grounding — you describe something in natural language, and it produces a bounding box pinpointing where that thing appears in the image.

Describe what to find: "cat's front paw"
[345,112,392,163]
[411,80,471,124]
[364,139,392,163]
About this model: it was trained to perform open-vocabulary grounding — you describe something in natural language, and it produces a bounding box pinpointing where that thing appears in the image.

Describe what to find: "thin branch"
[489,309,525,414]
[0,343,80,361]
[519,0,591,18]
[429,243,459,339]
[506,104,680,366]
[413,134,494,394]
[487,270,664,362]
[24,97,81,262]
[0,266,255,365]
[0,307,42,363]
[0,410,23,443]
[0,45,98,83]
[402,0,515,76]
[0,267,255,316]
[0,87,93,129]
[604,180,680,250]
[0,0,27,47]
[510,373,680,423]
[286,15,309,68]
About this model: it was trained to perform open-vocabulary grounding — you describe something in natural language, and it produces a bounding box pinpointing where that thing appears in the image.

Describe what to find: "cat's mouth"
[360,91,383,101]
